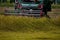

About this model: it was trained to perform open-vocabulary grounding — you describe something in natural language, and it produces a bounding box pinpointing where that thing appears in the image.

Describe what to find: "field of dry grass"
[0,15,60,31]
[0,15,60,40]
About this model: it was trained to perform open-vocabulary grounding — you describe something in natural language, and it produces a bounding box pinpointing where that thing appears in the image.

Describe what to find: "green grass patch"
[0,3,14,7]
[0,31,60,40]
[52,4,60,9]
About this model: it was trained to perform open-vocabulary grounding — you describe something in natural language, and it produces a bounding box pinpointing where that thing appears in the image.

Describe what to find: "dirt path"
[48,9,60,18]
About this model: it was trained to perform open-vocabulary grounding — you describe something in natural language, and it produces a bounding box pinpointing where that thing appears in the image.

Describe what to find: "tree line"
[0,0,59,4]
[0,0,15,3]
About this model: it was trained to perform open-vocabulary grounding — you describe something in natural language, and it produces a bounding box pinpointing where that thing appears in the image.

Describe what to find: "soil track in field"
[48,9,60,18]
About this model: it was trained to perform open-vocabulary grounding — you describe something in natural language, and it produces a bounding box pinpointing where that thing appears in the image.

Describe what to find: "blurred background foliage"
[0,0,60,7]
[0,0,60,4]
[0,0,15,3]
